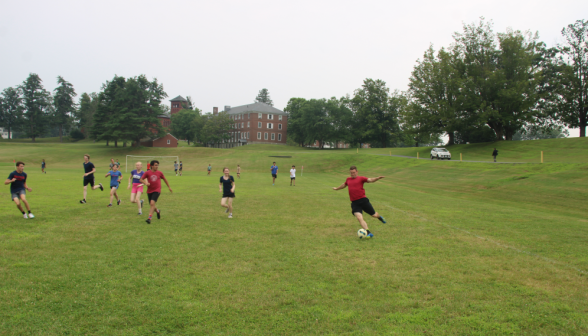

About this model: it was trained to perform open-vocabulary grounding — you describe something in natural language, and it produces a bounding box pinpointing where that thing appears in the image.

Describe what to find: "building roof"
[170,95,188,102]
[225,102,286,115]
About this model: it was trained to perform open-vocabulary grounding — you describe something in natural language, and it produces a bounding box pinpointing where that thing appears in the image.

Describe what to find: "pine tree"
[53,76,77,142]
[20,73,50,142]
[255,88,273,106]
[0,87,24,139]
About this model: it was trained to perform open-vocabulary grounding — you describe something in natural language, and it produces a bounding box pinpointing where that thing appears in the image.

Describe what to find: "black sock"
[21,211,25,214]
[367,230,371,234]
[28,211,31,214]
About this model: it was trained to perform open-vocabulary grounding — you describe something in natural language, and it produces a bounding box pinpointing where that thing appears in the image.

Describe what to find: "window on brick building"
[257,132,261,140]
[271,133,275,140]
[279,115,282,121]
[267,123,273,129]
[258,113,262,118]
[247,122,250,128]
[278,134,282,141]
[258,122,262,128]
[268,114,273,120]
[167,140,170,144]
[264,133,268,140]
[278,124,282,130]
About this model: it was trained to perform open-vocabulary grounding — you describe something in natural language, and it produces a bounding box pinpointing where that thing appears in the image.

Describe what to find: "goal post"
[125,155,180,172]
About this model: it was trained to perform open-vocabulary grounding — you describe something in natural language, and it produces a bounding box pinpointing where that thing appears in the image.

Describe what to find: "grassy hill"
[1,139,587,334]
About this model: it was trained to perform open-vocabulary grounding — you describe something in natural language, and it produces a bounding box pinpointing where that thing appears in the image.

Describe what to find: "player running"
[271,162,278,185]
[207,164,212,176]
[41,159,46,174]
[81,154,103,204]
[237,165,241,178]
[5,161,35,219]
[174,161,179,176]
[141,160,172,224]
[179,161,183,176]
[219,167,236,218]
[128,162,145,215]
[290,165,296,186]
[332,165,386,238]
[105,165,122,207]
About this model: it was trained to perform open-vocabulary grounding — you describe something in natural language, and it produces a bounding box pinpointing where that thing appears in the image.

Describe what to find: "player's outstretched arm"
[367,176,385,183]
[162,176,172,193]
[332,182,347,191]
[140,176,150,186]
[4,178,16,185]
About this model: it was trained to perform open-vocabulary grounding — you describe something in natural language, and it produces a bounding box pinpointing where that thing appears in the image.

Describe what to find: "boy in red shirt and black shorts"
[332,165,386,238]
[140,160,173,224]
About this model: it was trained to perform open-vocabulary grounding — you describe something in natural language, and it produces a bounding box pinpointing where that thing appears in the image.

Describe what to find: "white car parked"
[431,147,451,160]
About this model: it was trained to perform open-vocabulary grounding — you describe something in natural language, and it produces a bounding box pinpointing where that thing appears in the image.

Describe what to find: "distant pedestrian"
[492,148,498,162]
[237,165,241,179]
[174,161,179,176]
[290,165,296,186]
[41,159,46,174]
[179,161,183,176]
[207,164,212,176]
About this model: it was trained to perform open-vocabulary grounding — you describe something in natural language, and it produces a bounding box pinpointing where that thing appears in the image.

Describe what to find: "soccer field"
[1,141,588,335]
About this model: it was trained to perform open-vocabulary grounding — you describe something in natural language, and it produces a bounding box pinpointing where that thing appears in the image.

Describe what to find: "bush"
[70,129,85,141]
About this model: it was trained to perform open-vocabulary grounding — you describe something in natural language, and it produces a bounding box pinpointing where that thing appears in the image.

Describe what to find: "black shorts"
[272,174,277,178]
[222,193,235,198]
[148,192,160,202]
[290,177,295,180]
[351,198,376,216]
[83,177,95,187]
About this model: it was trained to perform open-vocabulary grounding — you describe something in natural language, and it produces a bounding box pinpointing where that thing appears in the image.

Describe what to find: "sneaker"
[107,204,112,207]
[117,199,121,206]
[99,183,104,191]
[140,200,144,208]
[228,213,233,218]
[138,210,142,215]
[28,213,35,219]
[23,213,28,219]
[146,218,151,224]
[156,210,161,219]
[79,199,86,204]
[367,233,374,238]
[379,216,387,224]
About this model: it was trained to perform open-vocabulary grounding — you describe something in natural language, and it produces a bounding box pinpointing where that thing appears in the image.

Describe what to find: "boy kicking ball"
[105,165,122,207]
[4,161,35,219]
[332,165,386,238]
[141,160,172,224]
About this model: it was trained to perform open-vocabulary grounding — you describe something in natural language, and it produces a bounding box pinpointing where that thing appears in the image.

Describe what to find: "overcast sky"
[1,0,586,135]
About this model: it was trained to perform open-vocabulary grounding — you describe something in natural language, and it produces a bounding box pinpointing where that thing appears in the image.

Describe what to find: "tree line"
[286,18,587,148]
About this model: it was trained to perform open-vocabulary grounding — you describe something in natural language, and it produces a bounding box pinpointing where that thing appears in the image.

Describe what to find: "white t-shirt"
[290,169,296,178]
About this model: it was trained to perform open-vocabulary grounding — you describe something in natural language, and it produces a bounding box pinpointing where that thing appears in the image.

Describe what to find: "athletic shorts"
[222,193,236,198]
[272,174,277,178]
[290,177,295,180]
[148,192,160,202]
[11,189,25,201]
[351,198,376,216]
[131,183,144,193]
[110,184,119,190]
[175,169,178,172]
[83,177,95,187]
[179,168,182,171]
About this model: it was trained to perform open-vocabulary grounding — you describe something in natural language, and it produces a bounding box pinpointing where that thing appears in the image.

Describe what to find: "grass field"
[1,139,588,335]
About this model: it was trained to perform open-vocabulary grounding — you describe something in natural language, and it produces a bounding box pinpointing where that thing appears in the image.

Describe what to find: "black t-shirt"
[220,175,235,194]
[7,171,27,193]
[84,162,95,178]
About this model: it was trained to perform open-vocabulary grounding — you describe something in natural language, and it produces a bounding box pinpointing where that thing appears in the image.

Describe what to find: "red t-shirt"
[143,170,165,193]
[345,176,368,201]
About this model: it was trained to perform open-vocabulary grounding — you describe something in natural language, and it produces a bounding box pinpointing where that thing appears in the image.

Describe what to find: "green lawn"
[1,140,587,335]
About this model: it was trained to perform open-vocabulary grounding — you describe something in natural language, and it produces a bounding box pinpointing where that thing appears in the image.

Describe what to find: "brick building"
[140,133,178,147]
[210,102,288,148]
[170,95,188,115]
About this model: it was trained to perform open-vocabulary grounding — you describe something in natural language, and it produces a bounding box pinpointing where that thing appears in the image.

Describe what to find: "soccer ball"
[357,229,368,239]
